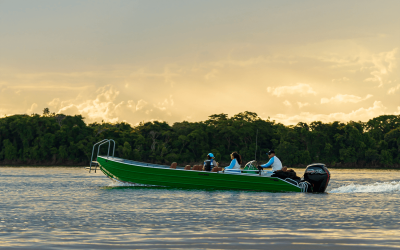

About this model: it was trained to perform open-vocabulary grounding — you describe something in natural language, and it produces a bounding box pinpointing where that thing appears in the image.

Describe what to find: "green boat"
[87,139,330,193]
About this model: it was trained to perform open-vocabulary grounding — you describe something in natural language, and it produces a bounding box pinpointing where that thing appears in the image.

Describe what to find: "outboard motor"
[303,163,330,193]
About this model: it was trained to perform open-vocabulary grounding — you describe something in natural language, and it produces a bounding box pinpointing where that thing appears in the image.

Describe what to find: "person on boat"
[224,152,242,173]
[203,153,218,171]
[258,150,282,171]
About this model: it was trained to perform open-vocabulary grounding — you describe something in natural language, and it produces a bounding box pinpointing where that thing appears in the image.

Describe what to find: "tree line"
[0,109,399,168]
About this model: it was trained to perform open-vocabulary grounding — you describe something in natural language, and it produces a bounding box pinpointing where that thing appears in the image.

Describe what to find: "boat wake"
[330,181,400,193]
[109,181,137,187]
[108,178,157,187]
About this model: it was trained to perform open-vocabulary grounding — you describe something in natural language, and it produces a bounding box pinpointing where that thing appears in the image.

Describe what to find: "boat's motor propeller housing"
[303,164,330,192]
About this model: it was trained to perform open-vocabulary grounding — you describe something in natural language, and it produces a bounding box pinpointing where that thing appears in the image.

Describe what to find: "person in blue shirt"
[258,150,283,171]
[224,152,242,173]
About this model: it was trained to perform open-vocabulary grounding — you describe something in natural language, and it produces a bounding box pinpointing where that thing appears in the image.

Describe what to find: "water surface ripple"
[1,167,400,249]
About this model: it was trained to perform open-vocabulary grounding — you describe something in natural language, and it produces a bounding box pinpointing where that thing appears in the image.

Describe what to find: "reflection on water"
[1,167,400,249]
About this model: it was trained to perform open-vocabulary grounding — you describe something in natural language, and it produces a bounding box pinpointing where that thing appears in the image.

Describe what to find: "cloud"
[52,85,176,124]
[48,98,61,111]
[0,41,398,127]
[300,45,398,87]
[154,95,174,111]
[96,85,119,103]
[136,100,147,111]
[321,94,373,104]
[283,100,291,106]
[267,83,317,97]
[58,104,81,117]
[0,109,7,118]
[26,103,38,114]
[273,101,387,125]
[48,98,60,107]
[332,77,349,82]
[395,107,400,115]
[205,69,218,80]
[209,56,271,67]
[66,86,125,123]
[297,102,309,108]
[364,48,398,87]
[388,84,400,94]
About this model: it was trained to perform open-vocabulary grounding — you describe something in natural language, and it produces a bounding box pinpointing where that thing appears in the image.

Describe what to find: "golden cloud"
[267,83,317,97]
[273,101,387,125]
[321,94,373,104]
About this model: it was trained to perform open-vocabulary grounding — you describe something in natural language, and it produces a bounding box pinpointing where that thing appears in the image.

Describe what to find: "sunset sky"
[1,0,399,125]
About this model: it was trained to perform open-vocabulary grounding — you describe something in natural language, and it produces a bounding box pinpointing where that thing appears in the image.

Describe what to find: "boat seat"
[192,165,203,171]
[170,162,177,169]
[184,165,191,170]
[211,167,222,172]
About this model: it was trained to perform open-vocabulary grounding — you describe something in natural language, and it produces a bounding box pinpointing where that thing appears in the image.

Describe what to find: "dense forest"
[0,109,400,168]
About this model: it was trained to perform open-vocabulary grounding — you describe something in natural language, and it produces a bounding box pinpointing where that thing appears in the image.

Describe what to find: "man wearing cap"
[203,153,218,171]
[258,150,282,171]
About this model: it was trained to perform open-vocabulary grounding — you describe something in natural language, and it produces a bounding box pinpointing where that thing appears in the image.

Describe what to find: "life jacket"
[204,160,214,171]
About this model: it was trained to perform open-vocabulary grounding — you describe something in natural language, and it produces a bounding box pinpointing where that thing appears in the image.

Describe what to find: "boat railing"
[87,139,116,173]
[224,169,273,175]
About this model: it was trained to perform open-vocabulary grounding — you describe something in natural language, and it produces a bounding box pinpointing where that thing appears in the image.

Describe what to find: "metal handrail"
[89,139,108,172]
[97,139,115,158]
[109,139,116,157]
[89,139,116,173]
[97,141,108,160]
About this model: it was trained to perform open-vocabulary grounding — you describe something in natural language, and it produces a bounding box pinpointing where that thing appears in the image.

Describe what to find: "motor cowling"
[303,163,330,193]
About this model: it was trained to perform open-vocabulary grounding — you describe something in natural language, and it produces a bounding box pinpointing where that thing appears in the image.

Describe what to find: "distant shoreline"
[1,113,400,170]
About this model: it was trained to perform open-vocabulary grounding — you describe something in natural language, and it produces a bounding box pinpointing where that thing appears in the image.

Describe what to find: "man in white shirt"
[258,150,283,171]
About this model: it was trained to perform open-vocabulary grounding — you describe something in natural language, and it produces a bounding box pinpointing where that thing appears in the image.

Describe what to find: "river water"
[0,167,400,249]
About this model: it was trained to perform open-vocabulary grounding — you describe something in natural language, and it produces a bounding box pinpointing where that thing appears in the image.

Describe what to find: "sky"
[0,0,399,125]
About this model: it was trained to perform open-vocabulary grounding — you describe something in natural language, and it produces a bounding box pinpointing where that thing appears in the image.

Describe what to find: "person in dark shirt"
[203,153,218,171]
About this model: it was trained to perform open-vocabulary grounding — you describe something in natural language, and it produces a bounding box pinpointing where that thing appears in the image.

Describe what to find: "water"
[1,167,400,249]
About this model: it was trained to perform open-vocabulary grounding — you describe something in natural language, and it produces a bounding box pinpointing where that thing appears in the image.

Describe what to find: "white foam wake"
[109,178,156,187]
[330,181,400,193]
[109,181,137,187]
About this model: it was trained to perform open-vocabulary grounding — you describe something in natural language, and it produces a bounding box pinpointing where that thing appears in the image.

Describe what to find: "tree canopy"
[1,110,399,168]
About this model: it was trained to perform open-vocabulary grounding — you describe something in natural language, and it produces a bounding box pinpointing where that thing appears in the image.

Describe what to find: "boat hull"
[97,156,302,192]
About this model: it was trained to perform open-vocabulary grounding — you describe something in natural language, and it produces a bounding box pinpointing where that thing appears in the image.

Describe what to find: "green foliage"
[380,150,393,165]
[0,112,399,166]
[122,141,132,159]
[3,139,17,160]
[59,146,68,160]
